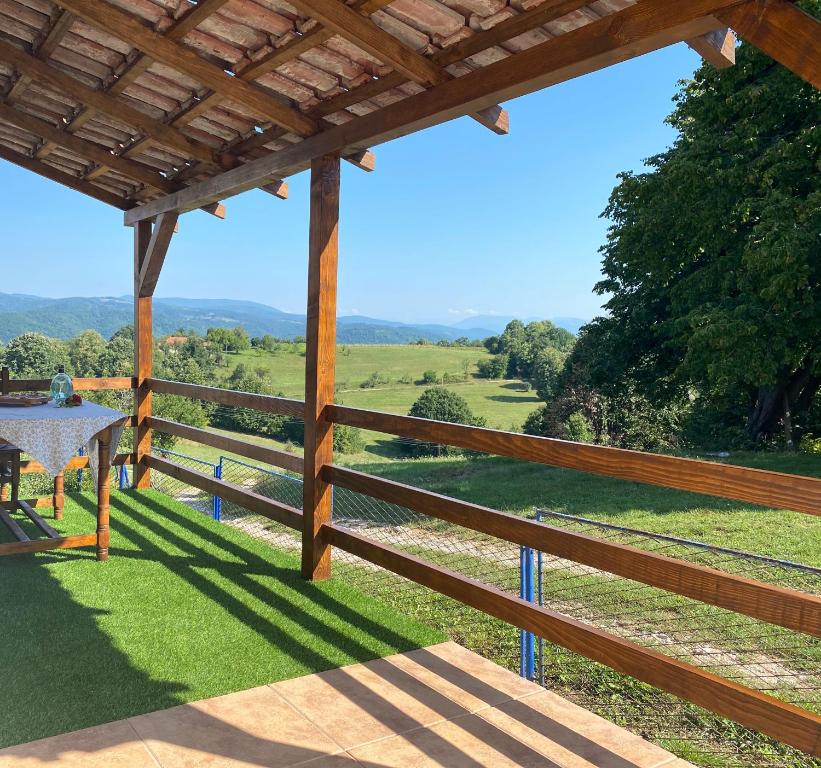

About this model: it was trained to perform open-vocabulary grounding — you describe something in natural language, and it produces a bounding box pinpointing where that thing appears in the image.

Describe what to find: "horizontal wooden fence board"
[148,378,304,419]
[143,454,302,530]
[20,453,134,474]
[7,377,136,392]
[146,417,304,474]
[324,465,821,636]
[0,533,97,556]
[327,524,821,756]
[328,405,820,516]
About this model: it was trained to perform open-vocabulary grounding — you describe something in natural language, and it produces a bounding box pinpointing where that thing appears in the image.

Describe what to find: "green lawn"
[0,490,442,748]
[226,343,491,397]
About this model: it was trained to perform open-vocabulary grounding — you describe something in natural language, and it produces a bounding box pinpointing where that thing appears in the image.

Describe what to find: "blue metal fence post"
[536,510,545,686]
[519,545,536,680]
[119,464,129,490]
[78,446,85,489]
[519,546,526,678]
[213,457,223,521]
[524,546,535,681]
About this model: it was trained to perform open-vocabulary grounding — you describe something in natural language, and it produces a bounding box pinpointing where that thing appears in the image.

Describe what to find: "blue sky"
[0,43,704,325]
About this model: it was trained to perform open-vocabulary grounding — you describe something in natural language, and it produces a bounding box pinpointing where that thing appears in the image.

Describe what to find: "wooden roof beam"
[53,0,319,137]
[687,27,736,68]
[0,101,175,193]
[287,0,508,134]
[125,0,741,225]
[717,0,821,89]
[0,143,130,209]
[0,101,227,217]
[0,39,221,167]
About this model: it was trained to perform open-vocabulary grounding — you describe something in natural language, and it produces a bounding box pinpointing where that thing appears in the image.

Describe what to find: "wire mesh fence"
[150,449,820,768]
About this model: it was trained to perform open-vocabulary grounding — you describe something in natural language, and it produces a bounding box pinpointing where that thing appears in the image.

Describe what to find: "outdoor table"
[0,401,127,560]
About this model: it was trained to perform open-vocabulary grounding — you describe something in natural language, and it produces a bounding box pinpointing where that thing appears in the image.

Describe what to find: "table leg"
[53,472,64,520]
[96,428,112,562]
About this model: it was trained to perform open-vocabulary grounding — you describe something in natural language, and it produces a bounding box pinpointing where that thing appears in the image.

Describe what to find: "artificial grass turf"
[0,490,443,748]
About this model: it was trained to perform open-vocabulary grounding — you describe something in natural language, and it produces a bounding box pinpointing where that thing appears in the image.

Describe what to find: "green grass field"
[226,343,491,397]
[0,490,441,748]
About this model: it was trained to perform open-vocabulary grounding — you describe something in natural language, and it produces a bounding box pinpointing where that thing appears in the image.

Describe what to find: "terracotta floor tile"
[0,720,157,768]
[272,656,467,750]
[128,684,342,768]
[477,691,677,768]
[347,715,564,767]
[385,641,541,713]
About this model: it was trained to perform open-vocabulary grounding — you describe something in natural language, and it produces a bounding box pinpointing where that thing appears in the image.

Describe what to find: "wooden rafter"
[0,143,129,209]
[687,27,736,68]
[126,0,740,225]
[53,0,319,137]
[0,102,175,193]
[138,212,179,297]
[285,0,507,134]
[717,0,821,89]
[0,40,219,166]
[233,0,595,156]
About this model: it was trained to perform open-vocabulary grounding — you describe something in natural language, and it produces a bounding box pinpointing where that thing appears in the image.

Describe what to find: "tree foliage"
[403,388,485,457]
[588,25,820,446]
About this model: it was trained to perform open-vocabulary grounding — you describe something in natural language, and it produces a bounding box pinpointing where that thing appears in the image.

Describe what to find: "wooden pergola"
[1,0,820,758]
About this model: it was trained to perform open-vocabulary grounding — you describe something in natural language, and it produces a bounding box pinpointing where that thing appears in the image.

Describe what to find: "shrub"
[421,370,439,384]
[477,354,508,379]
[403,388,485,457]
[361,372,389,388]
[799,435,821,454]
[333,425,365,454]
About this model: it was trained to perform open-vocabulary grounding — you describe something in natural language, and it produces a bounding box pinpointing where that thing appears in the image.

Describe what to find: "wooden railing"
[4,371,818,754]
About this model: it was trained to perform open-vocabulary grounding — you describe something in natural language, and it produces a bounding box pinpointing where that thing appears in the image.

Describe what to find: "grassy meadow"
[221,343,541,432]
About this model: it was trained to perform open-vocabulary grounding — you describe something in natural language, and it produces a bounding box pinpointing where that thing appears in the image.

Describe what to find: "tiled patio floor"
[0,642,691,767]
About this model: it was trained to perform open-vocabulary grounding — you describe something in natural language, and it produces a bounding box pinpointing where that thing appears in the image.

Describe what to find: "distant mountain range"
[0,293,587,344]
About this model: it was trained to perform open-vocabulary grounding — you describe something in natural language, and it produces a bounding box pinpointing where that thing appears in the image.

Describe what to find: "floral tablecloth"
[0,401,126,481]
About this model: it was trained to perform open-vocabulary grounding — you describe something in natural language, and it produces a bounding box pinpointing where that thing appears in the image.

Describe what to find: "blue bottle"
[50,366,74,405]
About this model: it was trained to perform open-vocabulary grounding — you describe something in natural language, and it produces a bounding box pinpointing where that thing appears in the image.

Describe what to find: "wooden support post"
[301,153,340,581]
[52,472,64,520]
[96,427,112,561]
[133,220,153,489]
[1,367,9,395]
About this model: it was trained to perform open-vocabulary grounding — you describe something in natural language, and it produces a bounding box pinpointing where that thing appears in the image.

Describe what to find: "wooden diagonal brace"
[138,212,179,297]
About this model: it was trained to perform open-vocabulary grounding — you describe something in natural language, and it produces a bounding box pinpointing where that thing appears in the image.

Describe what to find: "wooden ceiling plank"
[287,0,507,134]
[0,143,130,209]
[169,0,233,40]
[125,0,740,225]
[53,0,320,137]
[288,0,444,87]
[0,39,219,165]
[0,101,174,191]
[717,0,821,89]
[240,28,334,82]
[687,27,736,68]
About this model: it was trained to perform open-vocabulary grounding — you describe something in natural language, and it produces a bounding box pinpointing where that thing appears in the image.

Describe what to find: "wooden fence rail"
[324,464,821,636]
[143,454,302,530]
[328,404,821,516]
[146,416,304,474]
[327,523,821,756]
[148,378,304,418]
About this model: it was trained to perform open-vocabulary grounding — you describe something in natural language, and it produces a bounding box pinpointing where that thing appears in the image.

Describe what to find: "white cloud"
[447,308,481,317]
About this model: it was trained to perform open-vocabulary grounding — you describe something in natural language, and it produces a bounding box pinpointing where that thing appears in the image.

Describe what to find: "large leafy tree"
[596,14,820,445]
